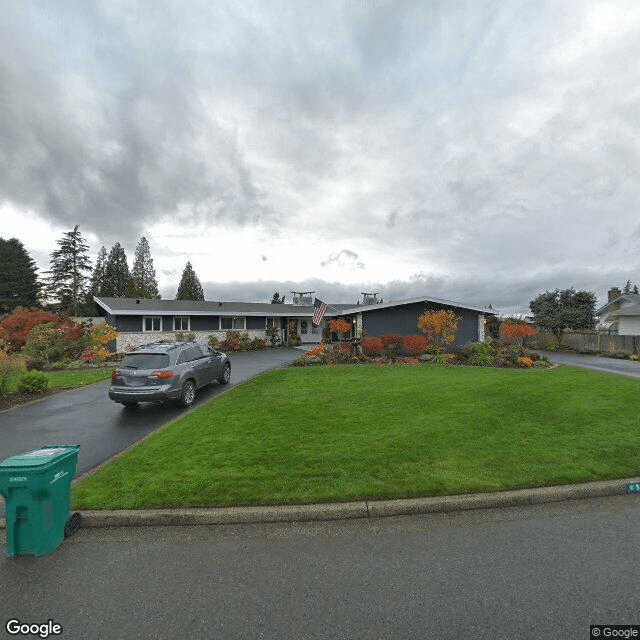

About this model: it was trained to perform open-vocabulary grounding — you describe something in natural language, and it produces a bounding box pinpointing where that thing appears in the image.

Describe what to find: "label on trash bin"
[9,477,28,483]
[23,448,66,457]
[50,470,68,483]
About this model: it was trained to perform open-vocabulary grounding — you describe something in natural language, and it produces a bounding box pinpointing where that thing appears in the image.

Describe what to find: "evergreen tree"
[623,279,633,294]
[102,242,130,297]
[88,246,108,298]
[128,237,160,299]
[175,261,204,301]
[46,225,92,315]
[0,238,41,314]
[529,288,596,344]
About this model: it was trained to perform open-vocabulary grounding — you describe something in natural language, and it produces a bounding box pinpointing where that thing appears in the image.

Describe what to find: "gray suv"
[109,341,231,408]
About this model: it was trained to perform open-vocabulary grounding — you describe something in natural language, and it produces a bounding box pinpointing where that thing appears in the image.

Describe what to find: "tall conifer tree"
[175,261,204,301]
[102,242,130,297]
[128,237,160,299]
[0,238,41,314]
[46,225,92,315]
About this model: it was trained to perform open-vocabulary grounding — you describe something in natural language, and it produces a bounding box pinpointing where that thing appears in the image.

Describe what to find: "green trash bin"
[0,445,81,557]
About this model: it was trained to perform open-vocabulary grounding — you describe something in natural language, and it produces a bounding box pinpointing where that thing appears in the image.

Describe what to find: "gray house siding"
[360,302,480,346]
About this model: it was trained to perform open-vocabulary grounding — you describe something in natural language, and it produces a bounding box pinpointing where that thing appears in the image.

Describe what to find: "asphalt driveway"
[0,348,301,515]
[541,350,640,379]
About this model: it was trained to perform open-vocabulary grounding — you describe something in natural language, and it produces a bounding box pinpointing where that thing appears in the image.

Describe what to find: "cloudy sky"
[2,0,639,314]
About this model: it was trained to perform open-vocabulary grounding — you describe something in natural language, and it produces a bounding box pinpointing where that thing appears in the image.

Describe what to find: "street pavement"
[2,494,640,640]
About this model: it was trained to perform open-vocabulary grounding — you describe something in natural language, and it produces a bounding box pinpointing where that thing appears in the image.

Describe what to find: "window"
[266,317,279,329]
[143,316,162,332]
[173,316,190,331]
[220,317,246,330]
[176,346,203,364]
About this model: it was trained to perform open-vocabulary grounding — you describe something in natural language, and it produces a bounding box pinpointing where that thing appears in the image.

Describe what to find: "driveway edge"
[3,477,638,530]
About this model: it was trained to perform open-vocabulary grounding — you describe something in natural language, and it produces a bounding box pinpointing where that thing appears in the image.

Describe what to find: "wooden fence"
[534,331,640,355]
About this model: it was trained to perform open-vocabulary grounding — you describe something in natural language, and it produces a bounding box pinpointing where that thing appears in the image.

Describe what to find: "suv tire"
[179,379,196,407]
[218,362,231,384]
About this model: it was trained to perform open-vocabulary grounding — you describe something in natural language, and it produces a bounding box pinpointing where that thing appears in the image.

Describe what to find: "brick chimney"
[608,287,621,302]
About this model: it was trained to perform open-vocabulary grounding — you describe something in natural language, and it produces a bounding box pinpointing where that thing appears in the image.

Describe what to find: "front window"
[143,316,162,332]
[173,316,190,331]
[266,317,278,329]
[220,317,246,330]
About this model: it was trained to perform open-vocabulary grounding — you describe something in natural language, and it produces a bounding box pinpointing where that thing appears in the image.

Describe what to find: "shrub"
[305,344,326,358]
[221,330,241,352]
[518,357,534,368]
[175,331,196,341]
[265,326,281,347]
[402,334,429,356]
[25,356,47,371]
[0,351,27,394]
[16,370,49,393]
[465,342,494,366]
[380,333,402,349]
[501,322,537,344]
[250,337,268,350]
[0,307,60,352]
[208,335,220,348]
[362,337,383,357]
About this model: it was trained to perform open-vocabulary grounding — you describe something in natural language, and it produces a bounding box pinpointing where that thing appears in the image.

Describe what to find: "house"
[595,288,640,335]
[94,293,493,351]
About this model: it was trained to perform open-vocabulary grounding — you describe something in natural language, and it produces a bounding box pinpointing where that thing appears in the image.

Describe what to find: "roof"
[94,295,492,319]
[608,302,640,317]
[338,295,493,316]
[95,296,332,318]
[595,294,640,317]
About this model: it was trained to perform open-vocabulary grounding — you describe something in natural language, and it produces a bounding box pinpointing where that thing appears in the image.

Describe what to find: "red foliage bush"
[402,334,429,356]
[0,307,60,352]
[380,333,402,349]
[362,337,383,357]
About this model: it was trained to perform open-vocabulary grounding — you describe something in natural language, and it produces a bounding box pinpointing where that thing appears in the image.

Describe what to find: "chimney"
[608,287,621,303]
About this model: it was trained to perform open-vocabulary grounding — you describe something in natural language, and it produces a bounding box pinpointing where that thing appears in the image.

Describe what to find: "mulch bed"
[0,389,63,413]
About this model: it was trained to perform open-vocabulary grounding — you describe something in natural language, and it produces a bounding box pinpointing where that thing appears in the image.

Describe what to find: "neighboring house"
[94,294,492,351]
[595,288,640,335]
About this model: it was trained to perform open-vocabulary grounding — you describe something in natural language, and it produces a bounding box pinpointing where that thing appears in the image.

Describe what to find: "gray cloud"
[321,249,366,270]
[3,0,640,315]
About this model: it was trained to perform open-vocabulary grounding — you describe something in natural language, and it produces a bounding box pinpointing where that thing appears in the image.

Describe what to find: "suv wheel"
[218,362,231,384]
[179,380,196,407]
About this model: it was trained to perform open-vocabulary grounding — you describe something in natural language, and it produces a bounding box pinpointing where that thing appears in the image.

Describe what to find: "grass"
[70,364,640,510]
[5,367,114,392]
[44,368,114,389]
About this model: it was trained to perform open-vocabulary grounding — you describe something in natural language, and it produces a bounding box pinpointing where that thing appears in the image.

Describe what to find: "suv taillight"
[112,370,121,379]
[150,370,176,379]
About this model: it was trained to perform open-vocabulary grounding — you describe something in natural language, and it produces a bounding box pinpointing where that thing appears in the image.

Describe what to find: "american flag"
[312,298,328,326]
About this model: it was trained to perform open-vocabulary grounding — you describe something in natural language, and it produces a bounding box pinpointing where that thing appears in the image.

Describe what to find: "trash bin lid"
[0,445,80,471]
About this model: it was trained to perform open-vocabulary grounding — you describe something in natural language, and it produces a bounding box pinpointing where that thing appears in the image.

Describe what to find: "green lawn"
[45,368,114,389]
[5,367,113,393]
[71,364,640,510]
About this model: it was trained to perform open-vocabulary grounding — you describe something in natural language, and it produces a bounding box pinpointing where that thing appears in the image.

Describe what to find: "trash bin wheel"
[64,511,82,538]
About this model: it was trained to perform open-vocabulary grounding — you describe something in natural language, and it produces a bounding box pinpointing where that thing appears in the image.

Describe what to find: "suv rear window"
[121,353,170,370]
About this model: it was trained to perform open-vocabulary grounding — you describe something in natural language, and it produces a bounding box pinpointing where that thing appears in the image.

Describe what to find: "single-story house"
[595,288,640,335]
[94,294,493,351]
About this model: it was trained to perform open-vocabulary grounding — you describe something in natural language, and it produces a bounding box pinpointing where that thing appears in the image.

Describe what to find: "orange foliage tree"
[0,307,60,352]
[501,321,537,345]
[329,319,351,335]
[417,310,459,350]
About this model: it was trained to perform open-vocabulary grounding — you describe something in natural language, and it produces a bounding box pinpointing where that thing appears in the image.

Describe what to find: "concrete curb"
[3,477,638,530]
